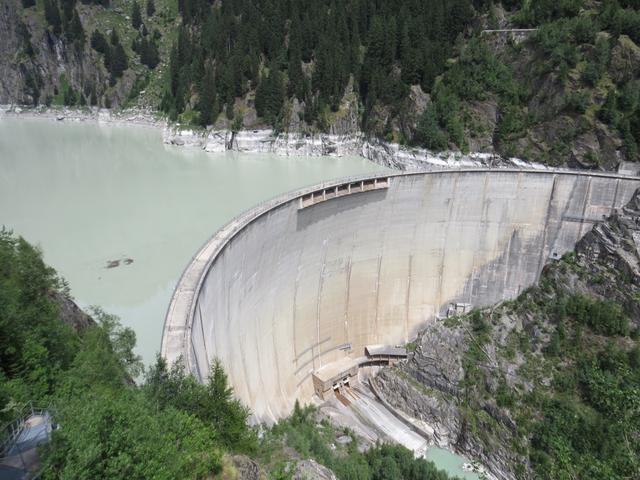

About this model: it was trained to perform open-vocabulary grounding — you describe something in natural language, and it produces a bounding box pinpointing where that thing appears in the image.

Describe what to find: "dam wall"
[161,170,640,421]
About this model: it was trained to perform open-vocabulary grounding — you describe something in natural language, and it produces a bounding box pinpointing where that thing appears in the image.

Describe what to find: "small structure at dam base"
[312,345,408,400]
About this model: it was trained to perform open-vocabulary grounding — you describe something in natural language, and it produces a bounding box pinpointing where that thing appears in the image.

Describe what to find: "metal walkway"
[0,407,54,480]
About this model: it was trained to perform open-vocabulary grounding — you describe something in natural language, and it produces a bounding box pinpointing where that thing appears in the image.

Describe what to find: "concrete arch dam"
[161,169,640,421]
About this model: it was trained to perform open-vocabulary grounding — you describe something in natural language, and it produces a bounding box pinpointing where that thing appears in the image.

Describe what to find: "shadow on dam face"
[296,188,389,231]
[161,169,640,422]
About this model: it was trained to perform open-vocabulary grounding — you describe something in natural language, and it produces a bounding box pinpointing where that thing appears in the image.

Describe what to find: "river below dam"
[0,117,480,479]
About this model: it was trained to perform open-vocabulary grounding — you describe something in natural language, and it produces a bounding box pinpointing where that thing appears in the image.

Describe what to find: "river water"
[0,117,480,479]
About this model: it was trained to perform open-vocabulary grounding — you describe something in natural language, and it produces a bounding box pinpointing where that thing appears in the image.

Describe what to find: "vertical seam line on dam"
[535,174,558,278]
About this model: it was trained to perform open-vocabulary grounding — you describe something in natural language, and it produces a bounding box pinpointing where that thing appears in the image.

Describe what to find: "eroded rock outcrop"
[231,455,267,480]
[163,124,552,172]
[0,0,134,107]
[293,460,337,480]
[51,291,94,331]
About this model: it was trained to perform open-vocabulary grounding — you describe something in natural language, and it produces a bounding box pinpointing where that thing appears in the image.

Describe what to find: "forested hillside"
[422,0,640,166]
[160,0,640,166]
[3,0,640,167]
[161,0,483,132]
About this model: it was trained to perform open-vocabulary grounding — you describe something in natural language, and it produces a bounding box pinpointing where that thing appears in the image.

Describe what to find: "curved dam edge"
[161,168,640,421]
[160,171,399,366]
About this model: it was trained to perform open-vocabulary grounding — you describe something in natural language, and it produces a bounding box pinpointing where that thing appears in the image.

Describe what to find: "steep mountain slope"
[425,1,640,168]
[2,0,639,170]
[373,188,640,479]
[0,0,172,108]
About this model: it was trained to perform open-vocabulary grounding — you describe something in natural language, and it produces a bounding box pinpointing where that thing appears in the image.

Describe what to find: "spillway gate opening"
[311,345,408,401]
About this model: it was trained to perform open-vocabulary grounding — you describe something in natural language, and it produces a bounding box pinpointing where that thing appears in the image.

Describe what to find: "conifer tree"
[44,0,62,35]
[131,1,142,30]
[198,67,218,126]
[68,9,85,44]
[287,30,304,99]
[146,0,155,17]
[140,38,159,69]
[107,29,128,81]
[91,30,109,54]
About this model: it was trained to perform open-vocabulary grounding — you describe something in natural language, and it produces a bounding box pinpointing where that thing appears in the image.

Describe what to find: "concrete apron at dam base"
[162,169,640,426]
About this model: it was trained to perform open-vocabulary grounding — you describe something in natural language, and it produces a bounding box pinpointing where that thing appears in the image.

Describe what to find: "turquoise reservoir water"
[0,117,480,479]
[0,118,388,364]
[426,447,483,479]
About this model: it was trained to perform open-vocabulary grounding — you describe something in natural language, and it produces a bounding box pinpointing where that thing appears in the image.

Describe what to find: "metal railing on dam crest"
[161,168,640,421]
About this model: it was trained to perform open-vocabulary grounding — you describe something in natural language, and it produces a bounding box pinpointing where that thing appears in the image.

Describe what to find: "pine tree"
[255,71,267,118]
[140,38,159,69]
[43,0,62,36]
[109,28,120,46]
[110,43,128,78]
[59,0,74,29]
[225,101,234,120]
[367,16,386,67]
[206,359,249,450]
[400,24,419,85]
[264,65,284,123]
[416,105,448,150]
[198,67,217,126]
[131,1,142,30]
[91,30,109,54]
[107,30,128,80]
[68,9,85,44]
[287,39,304,99]
[146,0,155,17]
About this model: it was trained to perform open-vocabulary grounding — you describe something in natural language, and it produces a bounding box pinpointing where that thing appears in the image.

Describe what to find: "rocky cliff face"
[372,328,523,480]
[162,124,551,172]
[0,0,135,107]
[50,290,94,331]
[372,188,640,479]
[463,5,639,171]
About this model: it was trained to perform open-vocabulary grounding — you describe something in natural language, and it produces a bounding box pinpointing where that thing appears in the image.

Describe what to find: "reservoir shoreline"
[1,104,554,172]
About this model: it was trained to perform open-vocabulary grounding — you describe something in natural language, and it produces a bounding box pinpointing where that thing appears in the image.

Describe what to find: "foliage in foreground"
[0,230,253,478]
[260,401,455,480]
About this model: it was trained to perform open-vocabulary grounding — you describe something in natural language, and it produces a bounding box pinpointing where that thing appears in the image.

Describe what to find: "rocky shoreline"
[1,104,555,172]
[163,124,552,172]
[0,105,165,129]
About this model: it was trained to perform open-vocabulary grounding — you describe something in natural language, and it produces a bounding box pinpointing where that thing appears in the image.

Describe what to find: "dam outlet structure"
[161,169,640,422]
